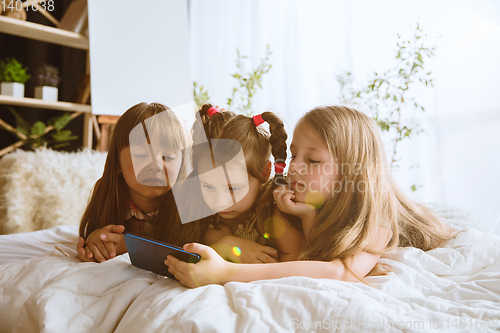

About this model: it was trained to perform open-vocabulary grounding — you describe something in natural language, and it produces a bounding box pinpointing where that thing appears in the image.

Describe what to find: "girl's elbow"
[329,260,368,282]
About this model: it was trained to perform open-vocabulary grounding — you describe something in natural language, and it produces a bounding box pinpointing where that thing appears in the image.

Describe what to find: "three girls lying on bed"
[77,102,457,287]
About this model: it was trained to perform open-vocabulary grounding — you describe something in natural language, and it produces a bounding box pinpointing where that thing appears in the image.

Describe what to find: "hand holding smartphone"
[124,232,201,280]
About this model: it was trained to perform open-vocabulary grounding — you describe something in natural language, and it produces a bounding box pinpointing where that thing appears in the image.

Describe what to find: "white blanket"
[0,225,499,333]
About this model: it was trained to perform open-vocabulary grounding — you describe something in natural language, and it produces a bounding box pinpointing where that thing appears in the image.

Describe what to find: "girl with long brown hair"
[76,102,190,262]
[165,105,458,287]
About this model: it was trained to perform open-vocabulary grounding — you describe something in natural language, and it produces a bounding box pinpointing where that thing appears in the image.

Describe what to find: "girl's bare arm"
[165,226,392,287]
[267,207,305,262]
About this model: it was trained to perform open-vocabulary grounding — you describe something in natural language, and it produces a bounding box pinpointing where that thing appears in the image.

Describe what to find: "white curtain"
[189,0,500,233]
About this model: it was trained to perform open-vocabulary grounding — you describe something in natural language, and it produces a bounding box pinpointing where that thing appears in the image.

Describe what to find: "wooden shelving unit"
[0,95,91,113]
[0,15,89,50]
[0,13,94,155]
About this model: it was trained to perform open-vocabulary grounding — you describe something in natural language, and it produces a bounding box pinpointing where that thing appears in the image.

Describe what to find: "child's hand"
[165,243,235,287]
[211,235,279,263]
[273,185,317,220]
[83,225,127,263]
[76,237,96,262]
[203,222,232,245]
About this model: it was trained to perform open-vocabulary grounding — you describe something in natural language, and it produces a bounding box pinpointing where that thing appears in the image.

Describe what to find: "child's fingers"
[88,242,107,262]
[85,245,94,259]
[95,240,111,260]
[166,255,189,271]
[102,241,116,258]
[168,264,192,286]
[100,232,123,244]
[275,191,294,212]
[80,246,95,262]
[273,186,293,203]
[76,237,85,255]
[77,238,92,261]
[110,224,125,234]
[165,255,188,280]
[281,193,296,209]
[183,243,212,259]
[261,246,279,259]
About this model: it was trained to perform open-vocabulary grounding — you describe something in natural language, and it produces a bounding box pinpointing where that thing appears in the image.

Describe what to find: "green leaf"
[30,121,46,136]
[48,114,72,131]
[51,130,72,141]
[8,107,31,134]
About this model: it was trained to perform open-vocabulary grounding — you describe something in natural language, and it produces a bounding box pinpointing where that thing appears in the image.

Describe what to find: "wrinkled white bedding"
[1,201,499,333]
[0,225,499,333]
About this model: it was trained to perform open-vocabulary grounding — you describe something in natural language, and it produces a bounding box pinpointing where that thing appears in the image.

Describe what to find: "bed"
[1,201,499,333]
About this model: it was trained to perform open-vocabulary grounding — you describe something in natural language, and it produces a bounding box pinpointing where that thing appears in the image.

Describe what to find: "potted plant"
[0,58,30,98]
[34,64,61,102]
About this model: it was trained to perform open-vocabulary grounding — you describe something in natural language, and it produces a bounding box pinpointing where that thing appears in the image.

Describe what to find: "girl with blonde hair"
[165,105,457,286]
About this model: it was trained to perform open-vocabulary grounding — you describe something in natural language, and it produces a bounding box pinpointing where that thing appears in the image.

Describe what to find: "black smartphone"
[124,232,201,280]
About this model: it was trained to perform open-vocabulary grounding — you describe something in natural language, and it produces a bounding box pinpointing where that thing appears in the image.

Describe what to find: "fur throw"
[0,148,107,234]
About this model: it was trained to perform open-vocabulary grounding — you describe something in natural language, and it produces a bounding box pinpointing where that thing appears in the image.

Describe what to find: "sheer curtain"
[189,0,350,131]
[188,0,500,233]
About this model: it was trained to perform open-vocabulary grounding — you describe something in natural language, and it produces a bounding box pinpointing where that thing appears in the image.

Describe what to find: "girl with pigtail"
[171,104,303,265]
[166,105,458,287]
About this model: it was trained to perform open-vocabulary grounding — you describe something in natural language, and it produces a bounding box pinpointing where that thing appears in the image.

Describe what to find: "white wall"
[88,0,195,128]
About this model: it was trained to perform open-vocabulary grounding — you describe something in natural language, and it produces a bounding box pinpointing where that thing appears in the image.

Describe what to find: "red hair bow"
[253,114,265,126]
[274,162,286,174]
[207,106,220,117]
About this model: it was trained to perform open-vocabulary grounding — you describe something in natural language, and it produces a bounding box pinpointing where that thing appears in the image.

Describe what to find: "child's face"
[120,145,182,201]
[198,160,261,220]
[288,122,340,206]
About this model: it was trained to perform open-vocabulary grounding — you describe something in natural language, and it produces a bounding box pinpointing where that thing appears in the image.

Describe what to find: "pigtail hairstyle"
[252,113,290,236]
[154,104,237,245]
[191,104,236,146]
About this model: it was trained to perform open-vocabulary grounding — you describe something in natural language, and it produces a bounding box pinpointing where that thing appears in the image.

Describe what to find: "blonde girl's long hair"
[296,106,457,278]
[79,102,188,239]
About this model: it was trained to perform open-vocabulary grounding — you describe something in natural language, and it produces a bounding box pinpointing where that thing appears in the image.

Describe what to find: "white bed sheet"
[0,225,499,333]
[0,225,79,265]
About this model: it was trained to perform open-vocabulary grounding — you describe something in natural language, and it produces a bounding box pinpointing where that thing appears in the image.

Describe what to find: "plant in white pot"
[34,64,61,102]
[0,58,30,98]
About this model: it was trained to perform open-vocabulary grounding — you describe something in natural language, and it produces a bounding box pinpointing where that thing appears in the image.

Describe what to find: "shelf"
[0,16,89,50]
[0,95,91,113]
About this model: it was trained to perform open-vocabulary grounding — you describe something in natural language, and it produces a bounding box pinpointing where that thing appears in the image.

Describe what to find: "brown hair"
[79,102,188,239]
[294,105,457,280]
[174,104,288,236]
